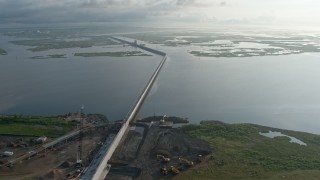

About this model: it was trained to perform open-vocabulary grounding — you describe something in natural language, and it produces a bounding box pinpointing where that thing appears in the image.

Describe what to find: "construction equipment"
[159,115,166,124]
[197,154,203,162]
[156,154,171,163]
[76,105,84,168]
[179,157,194,167]
[169,166,180,174]
[160,166,169,175]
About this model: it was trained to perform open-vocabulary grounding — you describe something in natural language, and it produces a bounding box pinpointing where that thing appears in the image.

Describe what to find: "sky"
[1,0,320,27]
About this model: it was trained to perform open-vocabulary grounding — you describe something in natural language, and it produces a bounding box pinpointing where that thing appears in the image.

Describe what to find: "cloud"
[82,0,144,7]
[219,1,226,6]
[0,0,219,24]
[1,0,319,26]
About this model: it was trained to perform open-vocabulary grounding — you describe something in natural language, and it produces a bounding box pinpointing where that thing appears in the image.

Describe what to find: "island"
[124,32,320,58]
[30,54,66,59]
[0,48,7,55]
[11,36,120,52]
[74,51,152,57]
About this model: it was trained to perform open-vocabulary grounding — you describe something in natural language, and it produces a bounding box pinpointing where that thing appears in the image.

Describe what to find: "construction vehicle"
[157,154,171,163]
[169,166,180,174]
[160,166,169,175]
[179,157,194,167]
[160,166,180,175]
[197,154,203,163]
[159,115,167,125]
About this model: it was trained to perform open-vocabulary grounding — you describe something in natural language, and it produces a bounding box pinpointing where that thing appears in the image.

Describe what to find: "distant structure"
[159,115,173,128]
[76,105,84,168]
[110,37,166,56]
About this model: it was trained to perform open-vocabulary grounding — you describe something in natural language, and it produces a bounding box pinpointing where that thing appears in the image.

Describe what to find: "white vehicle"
[28,150,36,154]
[3,151,13,157]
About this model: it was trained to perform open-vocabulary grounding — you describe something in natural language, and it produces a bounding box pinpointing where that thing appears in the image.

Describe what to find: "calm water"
[141,45,320,134]
[1,33,320,134]
[259,131,307,146]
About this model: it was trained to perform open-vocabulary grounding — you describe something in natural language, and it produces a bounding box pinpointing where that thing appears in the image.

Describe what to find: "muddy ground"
[109,124,212,180]
[0,127,108,180]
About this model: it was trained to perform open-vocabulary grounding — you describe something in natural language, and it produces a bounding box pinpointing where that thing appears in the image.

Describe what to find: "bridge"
[81,37,166,180]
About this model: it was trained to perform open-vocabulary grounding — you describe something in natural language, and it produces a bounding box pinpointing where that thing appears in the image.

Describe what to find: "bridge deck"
[81,37,166,180]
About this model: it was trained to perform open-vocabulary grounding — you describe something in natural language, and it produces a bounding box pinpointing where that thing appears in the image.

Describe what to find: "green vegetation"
[95,114,108,121]
[124,32,217,45]
[0,48,7,55]
[173,121,320,180]
[74,51,152,57]
[0,115,76,137]
[30,54,66,59]
[189,48,300,58]
[11,36,119,52]
[125,32,320,57]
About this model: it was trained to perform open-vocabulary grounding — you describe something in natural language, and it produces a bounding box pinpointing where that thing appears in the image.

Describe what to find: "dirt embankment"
[110,125,212,180]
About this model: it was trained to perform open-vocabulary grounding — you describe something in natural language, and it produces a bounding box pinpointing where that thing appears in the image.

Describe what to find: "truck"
[3,151,13,157]
[179,157,194,167]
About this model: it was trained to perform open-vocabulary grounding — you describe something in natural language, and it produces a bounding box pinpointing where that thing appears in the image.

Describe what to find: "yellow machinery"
[160,166,180,175]
[157,154,171,163]
[179,157,194,166]
[170,166,180,174]
[160,166,168,175]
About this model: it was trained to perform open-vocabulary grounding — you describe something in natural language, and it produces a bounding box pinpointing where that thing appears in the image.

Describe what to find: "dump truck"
[160,166,169,175]
[179,157,194,167]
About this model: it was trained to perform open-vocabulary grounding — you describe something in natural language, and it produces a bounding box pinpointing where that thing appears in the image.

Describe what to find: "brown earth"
[0,128,107,180]
[109,125,212,180]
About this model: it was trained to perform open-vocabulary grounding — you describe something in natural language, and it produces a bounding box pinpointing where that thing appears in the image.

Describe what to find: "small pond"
[259,131,307,146]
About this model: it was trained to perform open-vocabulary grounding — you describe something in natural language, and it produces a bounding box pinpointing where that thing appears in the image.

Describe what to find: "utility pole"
[77,105,84,168]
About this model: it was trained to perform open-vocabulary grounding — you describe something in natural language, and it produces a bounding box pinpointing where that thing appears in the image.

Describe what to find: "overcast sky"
[1,0,320,27]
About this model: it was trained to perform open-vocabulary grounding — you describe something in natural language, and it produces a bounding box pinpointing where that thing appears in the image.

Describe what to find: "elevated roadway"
[81,37,166,180]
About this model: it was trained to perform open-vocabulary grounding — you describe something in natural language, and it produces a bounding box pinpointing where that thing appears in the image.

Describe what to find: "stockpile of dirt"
[44,169,64,180]
[114,131,143,161]
[151,128,212,157]
[58,160,74,169]
[106,174,133,180]
[60,158,75,168]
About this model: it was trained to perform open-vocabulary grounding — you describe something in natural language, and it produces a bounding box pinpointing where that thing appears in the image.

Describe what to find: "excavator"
[179,157,194,167]
[160,166,180,175]
[169,166,180,174]
[157,154,171,163]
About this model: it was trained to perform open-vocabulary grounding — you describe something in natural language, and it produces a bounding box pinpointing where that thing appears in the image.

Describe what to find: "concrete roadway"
[81,37,167,180]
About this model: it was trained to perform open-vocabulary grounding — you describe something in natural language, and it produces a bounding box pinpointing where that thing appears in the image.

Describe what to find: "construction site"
[0,39,212,180]
[106,115,212,180]
[0,112,110,180]
[0,114,212,180]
